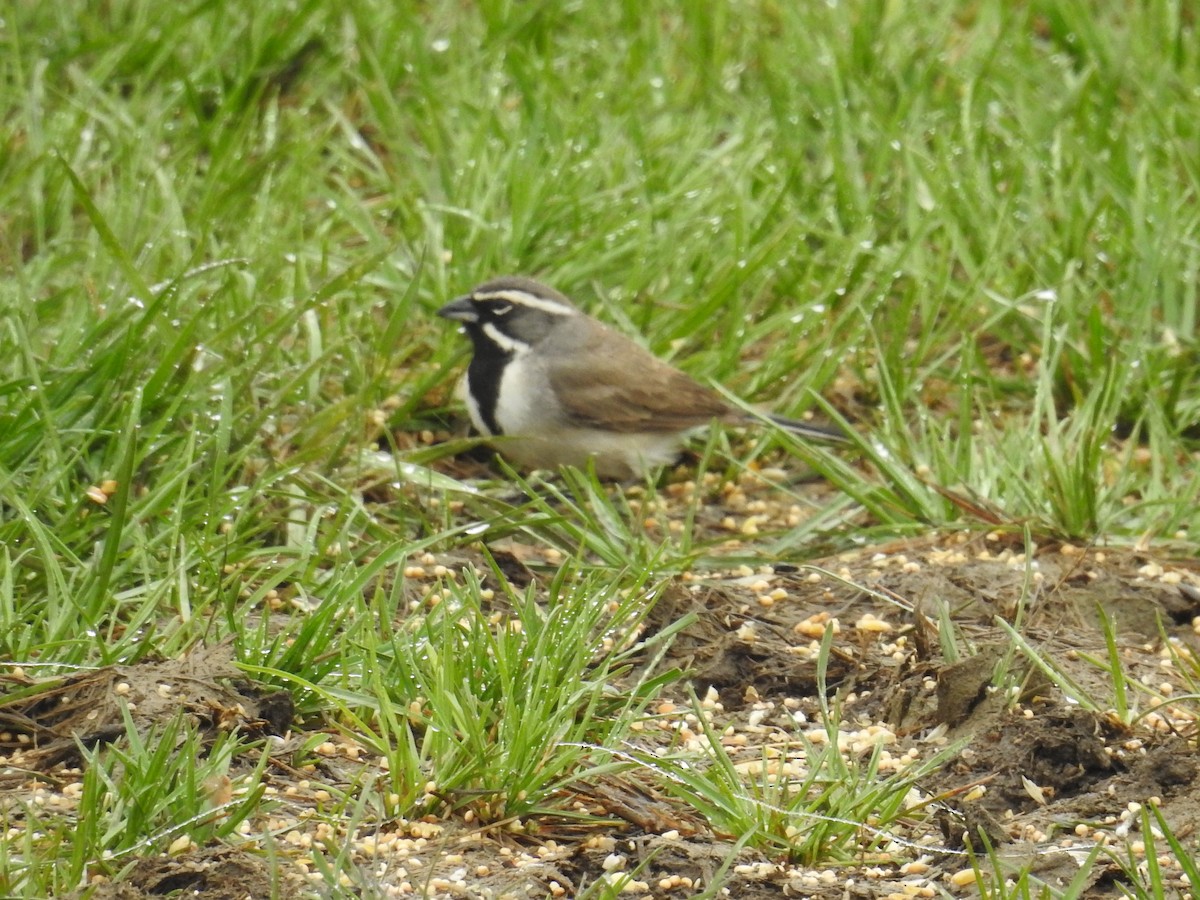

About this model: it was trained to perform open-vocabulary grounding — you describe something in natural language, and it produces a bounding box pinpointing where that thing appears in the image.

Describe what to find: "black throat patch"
[465,332,510,436]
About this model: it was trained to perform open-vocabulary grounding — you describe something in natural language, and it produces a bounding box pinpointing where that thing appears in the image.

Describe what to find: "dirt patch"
[598,531,1200,895]
[79,846,303,900]
[0,643,292,770]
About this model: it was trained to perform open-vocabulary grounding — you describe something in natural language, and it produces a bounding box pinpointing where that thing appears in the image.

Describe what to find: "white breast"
[492,351,554,436]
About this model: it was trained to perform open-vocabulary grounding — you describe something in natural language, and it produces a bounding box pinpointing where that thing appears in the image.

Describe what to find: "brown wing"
[547,323,731,433]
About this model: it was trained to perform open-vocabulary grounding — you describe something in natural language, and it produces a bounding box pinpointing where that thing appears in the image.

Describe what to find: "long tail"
[767,414,851,443]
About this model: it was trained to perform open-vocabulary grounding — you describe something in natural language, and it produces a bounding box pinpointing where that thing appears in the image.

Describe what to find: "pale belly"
[492,429,684,479]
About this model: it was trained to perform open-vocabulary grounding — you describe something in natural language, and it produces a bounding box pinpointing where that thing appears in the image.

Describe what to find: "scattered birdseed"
[855,612,893,633]
[949,868,979,887]
[602,853,626,871]
[794,612,839,638]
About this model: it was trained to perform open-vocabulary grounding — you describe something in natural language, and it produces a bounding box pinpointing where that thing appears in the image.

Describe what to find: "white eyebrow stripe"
[482,322,531,354]
[473,289,576,316]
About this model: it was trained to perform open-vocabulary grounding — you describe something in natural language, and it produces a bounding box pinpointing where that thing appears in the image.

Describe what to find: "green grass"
[1,0,1198,895]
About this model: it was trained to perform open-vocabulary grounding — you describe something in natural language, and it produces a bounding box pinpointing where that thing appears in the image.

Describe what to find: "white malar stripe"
[473,289,576,317]
[482,322,530,355]
[490,350,544,436]
[461,374,492,436]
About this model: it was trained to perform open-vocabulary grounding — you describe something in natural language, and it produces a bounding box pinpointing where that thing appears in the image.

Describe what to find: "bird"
[437,276,846,479]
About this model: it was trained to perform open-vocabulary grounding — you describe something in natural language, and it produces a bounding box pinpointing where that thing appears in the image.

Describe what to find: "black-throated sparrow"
[437,276,845,478]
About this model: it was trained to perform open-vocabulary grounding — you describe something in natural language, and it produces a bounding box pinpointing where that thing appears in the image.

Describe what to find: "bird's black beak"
[436,296,479,323]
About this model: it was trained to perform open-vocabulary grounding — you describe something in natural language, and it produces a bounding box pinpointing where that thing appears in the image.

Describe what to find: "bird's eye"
[489,302,513,316]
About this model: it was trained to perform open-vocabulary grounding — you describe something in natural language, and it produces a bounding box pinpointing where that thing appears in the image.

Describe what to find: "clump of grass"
[0,710,269,896]
[248,558,688,823]
[625,629,961,866]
